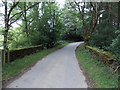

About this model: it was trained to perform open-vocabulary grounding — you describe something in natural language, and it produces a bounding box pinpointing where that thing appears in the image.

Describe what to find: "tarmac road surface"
[7,42,88,88]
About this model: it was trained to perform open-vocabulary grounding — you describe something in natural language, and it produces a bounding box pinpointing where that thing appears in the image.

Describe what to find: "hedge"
[2,45,44,63]
[85,45,120,72]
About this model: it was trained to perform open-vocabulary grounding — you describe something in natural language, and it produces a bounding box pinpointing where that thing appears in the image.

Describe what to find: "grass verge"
[76,44,118,88]
[2,43,69,82]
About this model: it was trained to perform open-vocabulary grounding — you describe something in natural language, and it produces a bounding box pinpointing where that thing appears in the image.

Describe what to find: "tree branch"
[9,2,39,20]
[8,1,20,20]
[74,1,86,33]
[9,13,22,25]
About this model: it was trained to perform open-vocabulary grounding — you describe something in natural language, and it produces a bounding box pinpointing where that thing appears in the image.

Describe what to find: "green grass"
[2,43,69,81]
[76,44,118,88]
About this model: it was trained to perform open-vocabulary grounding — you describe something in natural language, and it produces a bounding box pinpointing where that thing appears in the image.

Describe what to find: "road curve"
[7,42,88,88]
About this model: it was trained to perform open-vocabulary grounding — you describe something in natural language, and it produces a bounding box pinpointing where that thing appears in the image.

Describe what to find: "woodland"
[0,1,119,65]
[0,1,120,88]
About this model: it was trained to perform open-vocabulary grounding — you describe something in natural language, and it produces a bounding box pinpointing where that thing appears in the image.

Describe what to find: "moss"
[3,45,43,63]
[10,45,43,51]
[85,45,117,61]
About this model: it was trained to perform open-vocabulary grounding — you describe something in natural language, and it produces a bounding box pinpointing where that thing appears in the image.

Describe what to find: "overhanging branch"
[9,2,39,21]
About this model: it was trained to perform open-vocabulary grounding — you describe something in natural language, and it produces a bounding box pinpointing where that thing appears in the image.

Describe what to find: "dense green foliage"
[89,3,118,48]
[63,2,120,60]
[0,2,83,50]
[6,2,64,49]
[0,2,119,61]
[0,1,84,63]
[0,1,119,88]
[61,4,83,41]
[110,30,120,60]
[89,3,120,60]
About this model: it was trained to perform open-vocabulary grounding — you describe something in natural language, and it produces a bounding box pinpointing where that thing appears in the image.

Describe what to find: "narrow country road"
[7,42,88,88]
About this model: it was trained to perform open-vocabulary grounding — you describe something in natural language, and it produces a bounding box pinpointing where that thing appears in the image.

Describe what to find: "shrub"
[110,31,120,61]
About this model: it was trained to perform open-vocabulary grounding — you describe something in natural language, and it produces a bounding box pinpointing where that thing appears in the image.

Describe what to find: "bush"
[110,30,120,61]
[89,22,117,50]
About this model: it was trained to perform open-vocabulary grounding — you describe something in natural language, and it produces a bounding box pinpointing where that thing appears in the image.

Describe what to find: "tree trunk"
[23,2,30,45]
[3,28,9,63]
[117,2,120,30]
[3,1,9,63]
[24,2,29,38]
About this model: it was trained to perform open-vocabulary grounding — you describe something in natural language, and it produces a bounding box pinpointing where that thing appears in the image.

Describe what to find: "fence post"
[0,50,2,63]
[7,49,10,62]
[1,50,4,64]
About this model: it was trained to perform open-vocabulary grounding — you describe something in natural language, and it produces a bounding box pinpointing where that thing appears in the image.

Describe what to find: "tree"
[117,2,120,30]
[2,1,39,63]
[61,3,83,41]
[110,30,120,61]
[73,2,102,44]
[3,1,19,63]
[28,2,63,48]
[89,2,119,50]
